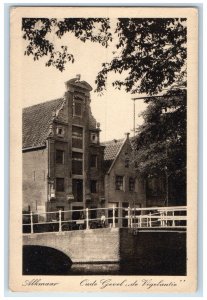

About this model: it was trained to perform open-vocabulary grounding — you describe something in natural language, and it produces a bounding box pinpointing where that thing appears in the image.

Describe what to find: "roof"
[23,97,98,149]
[102,138,124,161]
[23,98,65,149]
[101,138,125,172]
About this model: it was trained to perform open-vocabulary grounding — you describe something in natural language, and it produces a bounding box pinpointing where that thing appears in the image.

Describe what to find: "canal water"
[23,245,186,276]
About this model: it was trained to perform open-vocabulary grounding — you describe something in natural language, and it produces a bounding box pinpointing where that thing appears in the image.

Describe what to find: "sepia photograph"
[9,6,198,293]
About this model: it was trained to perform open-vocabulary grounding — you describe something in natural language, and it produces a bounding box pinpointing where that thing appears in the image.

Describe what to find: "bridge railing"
[22,206,187,234]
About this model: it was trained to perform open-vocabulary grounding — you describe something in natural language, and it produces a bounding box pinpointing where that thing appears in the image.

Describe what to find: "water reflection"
[70,263,120,275]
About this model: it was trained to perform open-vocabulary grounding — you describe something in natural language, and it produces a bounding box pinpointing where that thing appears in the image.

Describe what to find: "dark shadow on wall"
[23,245,72,275]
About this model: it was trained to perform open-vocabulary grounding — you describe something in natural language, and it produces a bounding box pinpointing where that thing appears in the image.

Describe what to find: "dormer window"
[56,126,65,137]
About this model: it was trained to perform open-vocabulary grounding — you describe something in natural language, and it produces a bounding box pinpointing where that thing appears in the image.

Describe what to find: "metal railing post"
[149,212,152,227]
[160,211,163,227]
[131,208,133,228]
[112,205,115,228]
[59,210,62,232]
[138,215,141,228]
[172,210,175,227]
[30,211,33,234]
[86,208,89,230]
[165,208,168,226]
[127,207,130,228]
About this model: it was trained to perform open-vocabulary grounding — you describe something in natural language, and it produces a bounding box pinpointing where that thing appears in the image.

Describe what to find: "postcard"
[9,6,198,293]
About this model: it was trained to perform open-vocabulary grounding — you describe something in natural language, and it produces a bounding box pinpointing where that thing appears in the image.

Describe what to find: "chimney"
[125,132,130,139]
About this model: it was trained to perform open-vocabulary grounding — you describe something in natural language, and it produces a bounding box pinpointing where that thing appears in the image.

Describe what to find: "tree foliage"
[22,18,112,72]
[96,18,187,95]
[22,18,186,94]
[132,88,187,203]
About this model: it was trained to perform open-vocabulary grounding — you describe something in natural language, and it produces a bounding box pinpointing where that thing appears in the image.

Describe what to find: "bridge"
[23,206,187,275]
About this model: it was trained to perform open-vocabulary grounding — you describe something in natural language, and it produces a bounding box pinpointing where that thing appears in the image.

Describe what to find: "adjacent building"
[102,136,146,226]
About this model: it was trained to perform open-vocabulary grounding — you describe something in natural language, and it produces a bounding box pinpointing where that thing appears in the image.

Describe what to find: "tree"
[22,18,186,95]
[132,87,187,205]
[95,18,187,95]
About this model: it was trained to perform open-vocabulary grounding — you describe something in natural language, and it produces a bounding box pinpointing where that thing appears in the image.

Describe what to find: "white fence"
[22,206,187,234]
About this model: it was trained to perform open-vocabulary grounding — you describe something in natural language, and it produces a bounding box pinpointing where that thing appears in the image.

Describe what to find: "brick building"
[22,76,146,223]
[102,136,146,226]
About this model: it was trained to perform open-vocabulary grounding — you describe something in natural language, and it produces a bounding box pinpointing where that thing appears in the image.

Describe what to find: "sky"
[21,26,147,142]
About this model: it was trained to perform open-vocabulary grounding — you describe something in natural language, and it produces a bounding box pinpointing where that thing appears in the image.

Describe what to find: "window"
[73,101,82,117]
[125,159,129,168]
[129,177,135,192]
[90,180,97,193]
[125,152,130,168]
[56,178,64,192]
[56,150,64,164]
[91,133,98,143]
[72,179,83,202]
[72,126,83,149]
[72,152,83,175]
[56,126,64,137]
[115,176,124,191]
[90,155,97,168]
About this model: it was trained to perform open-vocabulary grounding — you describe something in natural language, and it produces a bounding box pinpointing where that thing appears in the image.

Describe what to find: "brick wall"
[23,148,48,213]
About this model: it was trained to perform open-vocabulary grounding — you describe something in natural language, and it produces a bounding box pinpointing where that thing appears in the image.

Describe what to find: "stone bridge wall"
[23,228,120,263]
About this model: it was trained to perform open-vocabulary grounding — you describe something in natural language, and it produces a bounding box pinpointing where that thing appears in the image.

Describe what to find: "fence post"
[131,208,133,228]
[112,205,115,228]
[86,208,89,230]
[172,210,175,227]
[146,215,149,227]
[160,211,163,227]
[30,211,33,234]
[165,208,168,226]
[59,210,62,232]
[127,207,130,228]
[149,212,152,227]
